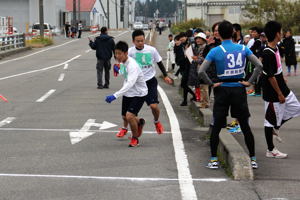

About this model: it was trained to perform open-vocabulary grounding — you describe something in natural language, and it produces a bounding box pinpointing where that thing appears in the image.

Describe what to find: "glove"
[113,64,120,77]
[105,95,116,103]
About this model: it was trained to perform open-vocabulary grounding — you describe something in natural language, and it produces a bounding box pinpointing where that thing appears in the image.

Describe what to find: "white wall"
[0,0,30,33]
[101,0,123,29]
[29,0,65,29]
[187,0,246,27]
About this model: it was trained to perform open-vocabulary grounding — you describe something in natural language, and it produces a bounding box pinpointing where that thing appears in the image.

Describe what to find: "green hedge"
[171,18,207,35]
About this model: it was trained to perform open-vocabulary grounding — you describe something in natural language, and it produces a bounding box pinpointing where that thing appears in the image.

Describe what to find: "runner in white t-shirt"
[115,30,173,138]
[106,41,148,147]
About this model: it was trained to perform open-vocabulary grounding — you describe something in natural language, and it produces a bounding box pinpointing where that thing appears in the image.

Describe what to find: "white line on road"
[114,30,129,38]
[157,85,198,200]
[58,73,65,81]
[0,173,227,182]
[36,89,56,102]
[0,117,16,127]
[0,55,81,81]
[0,127,171,134]
[0,40,78,65]
[0,30,128,66]
[85,49,92,53]
[63,63,69,70]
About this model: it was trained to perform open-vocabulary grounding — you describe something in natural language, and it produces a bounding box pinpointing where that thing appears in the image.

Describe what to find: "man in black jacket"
[89,27,115,89]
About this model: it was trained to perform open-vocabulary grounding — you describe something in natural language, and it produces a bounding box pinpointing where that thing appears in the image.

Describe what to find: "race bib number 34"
[135,53,153,68]
[224,51,245,76]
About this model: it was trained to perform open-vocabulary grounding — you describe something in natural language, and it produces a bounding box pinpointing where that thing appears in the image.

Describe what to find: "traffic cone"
[0,95,8,102]
[195,87,201,102]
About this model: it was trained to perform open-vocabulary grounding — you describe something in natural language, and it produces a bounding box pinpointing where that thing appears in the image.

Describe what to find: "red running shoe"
[128,137,139,147]
[137,118,145,137]
[155,121,164,134]
[116,128,128,138]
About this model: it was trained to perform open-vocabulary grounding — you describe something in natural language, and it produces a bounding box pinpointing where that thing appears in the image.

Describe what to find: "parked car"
[13,27,18,34]
[142,24,149,30]
[30,23,53,37]
[133,22,143,30]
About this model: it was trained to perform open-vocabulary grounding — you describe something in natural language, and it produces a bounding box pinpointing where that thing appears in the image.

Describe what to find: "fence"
[0,34,25,52]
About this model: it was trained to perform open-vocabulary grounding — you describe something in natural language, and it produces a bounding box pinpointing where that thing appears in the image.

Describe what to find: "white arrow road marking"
[36,89,56,102]
[58,73,65,81]
[0,117,15,127]
[69,119,117,145]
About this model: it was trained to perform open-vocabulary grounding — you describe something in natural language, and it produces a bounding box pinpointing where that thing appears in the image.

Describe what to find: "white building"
[187,0,247,27]
[0,0,66,33]
[66,0,107,28]
[66,0,135,29]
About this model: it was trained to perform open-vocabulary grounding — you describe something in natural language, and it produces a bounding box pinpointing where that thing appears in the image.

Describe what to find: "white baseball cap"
[194,32,207,40]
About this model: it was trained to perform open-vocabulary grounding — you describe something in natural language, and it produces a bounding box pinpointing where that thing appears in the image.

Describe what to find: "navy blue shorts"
[145,77,159,106]
[122,96,145,116]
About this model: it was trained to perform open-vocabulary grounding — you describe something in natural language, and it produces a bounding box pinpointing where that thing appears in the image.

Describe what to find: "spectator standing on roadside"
[232,23,243,44]
[166,34,176,72]
[190,32,210,107]
[158,20,164,35]
[64,22,71,38]
[77,21,83,39]
[206,22,221,97]
[282,30,298,76]
[70,25,77,38]
[89,27,115,89]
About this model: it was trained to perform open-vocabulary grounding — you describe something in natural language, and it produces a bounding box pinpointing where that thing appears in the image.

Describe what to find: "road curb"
[190,101,254,180]
[0,47,31,60]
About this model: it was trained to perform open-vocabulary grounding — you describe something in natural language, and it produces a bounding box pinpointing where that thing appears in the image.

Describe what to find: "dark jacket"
[250,38,262,57]
[282,36,297,66]
[174,44,189,67]
[206,38,221,83]
[189,43,209,86]
[89,34,115,61]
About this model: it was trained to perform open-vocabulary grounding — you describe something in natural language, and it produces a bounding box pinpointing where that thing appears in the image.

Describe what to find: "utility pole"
[115,0,118,29]
[73,0,77,25]
[124,0,129,28]
[107,0,110,28]
[39,0,44,39]
[78,0,81,22]
[185,0,187,22]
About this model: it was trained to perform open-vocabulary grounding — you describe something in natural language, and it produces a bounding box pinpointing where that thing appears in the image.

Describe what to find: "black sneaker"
[97,85,103,89]
[103,85,109,89]
[180,101,187,106]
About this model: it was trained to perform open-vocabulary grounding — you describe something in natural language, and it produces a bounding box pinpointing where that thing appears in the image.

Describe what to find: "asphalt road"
[0,30,298,200]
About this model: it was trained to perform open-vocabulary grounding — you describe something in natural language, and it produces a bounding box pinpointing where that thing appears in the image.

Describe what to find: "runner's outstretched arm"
[157,61,173,84]
[157,61,168,77]
[247,54,263,84]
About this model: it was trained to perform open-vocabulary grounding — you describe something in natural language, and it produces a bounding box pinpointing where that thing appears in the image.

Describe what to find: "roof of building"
[66,0,96,12]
